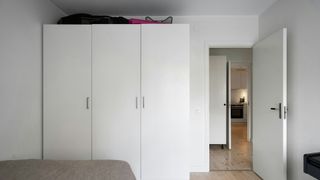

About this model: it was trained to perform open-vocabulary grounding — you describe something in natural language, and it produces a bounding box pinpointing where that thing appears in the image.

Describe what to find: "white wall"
[259,0,320,179]
[210,48,252,62]
[0,0,65,160]
[173,16,258,171]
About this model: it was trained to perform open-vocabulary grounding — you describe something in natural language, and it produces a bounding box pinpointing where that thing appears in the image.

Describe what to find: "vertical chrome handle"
[278,103,282,119]
[142,97,145,109]
[270,103,282,119]
[136,97,138,109]
[86,97,90,109]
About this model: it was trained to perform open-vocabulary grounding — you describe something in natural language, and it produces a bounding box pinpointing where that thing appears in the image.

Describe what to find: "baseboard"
[10,153,41,160]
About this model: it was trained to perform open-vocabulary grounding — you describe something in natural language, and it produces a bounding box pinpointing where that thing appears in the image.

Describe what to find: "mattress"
[0,160,136,180]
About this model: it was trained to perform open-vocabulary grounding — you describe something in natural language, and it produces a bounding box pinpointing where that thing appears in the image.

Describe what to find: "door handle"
[142,97,145,109]
[270,103,282,119]
[136,97,138,109]
[86,97,90,109]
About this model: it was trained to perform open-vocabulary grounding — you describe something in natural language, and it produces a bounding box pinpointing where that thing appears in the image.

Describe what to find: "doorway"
[202,29,287,180]
[209,48,252,171]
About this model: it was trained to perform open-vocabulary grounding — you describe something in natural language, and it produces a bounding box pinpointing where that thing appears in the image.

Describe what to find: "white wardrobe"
[43,24,190,180]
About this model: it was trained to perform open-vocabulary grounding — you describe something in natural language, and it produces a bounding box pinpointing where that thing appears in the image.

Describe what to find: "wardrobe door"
[43,25,92,160]
[141,25,190,180]
[92,25,141,179]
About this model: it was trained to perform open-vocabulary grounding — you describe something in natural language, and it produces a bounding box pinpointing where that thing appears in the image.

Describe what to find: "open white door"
[209,56,227,146]
[227,62,232,149]
[252,28,287,180]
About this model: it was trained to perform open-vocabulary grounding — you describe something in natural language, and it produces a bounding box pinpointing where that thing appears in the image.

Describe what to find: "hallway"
[210,122,252,170]
[190,122,260,180]
[191,171,260,180]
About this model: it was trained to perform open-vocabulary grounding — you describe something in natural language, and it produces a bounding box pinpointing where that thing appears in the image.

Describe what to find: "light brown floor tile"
[210,122,252,171]
[190,171,261,180]
[191,123,260,180]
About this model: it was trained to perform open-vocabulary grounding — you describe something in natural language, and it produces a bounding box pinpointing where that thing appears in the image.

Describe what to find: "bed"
[0,160,136,180]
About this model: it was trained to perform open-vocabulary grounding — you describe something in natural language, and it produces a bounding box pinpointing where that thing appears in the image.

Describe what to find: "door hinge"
[284,106,288,119]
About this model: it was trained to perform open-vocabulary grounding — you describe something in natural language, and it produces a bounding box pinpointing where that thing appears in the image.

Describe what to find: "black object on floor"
[304,152,320,179]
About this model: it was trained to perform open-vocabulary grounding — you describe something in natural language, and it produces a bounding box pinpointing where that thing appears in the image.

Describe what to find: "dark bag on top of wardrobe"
[57,14,129,24]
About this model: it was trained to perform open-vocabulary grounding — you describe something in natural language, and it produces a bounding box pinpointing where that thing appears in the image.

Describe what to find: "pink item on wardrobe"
[128,18,162,24]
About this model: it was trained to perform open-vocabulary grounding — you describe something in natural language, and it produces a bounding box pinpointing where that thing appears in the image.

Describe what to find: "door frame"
[204,41,253,170]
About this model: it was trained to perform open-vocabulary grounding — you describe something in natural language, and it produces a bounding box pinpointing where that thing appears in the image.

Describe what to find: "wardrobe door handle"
[86,97,90,109]
[142,97,145,109]
[136,97,138,109]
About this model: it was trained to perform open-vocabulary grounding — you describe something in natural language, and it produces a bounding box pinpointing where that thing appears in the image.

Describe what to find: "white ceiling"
[50,0,279,16]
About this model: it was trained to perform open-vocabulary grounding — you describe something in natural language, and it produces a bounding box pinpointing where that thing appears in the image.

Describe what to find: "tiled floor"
[190,171,261,180]
[210,122,252,171]
[190,122,261,180]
